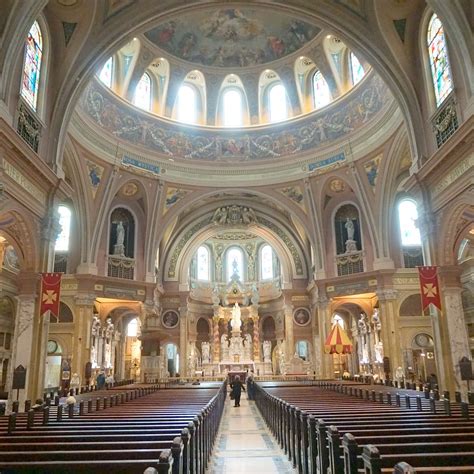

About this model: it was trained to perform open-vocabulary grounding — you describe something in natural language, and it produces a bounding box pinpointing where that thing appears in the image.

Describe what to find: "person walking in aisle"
[230,375,245,407]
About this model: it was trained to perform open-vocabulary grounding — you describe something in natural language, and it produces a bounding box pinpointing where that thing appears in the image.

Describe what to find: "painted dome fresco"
[143,7,321,68]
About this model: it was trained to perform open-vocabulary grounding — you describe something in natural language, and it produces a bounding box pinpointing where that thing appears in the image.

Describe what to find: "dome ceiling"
[143,7,320,68]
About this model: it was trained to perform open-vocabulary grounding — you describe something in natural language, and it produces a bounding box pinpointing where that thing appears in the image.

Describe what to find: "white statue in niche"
[201,342,210,364]
[230,302,242,331]
[263,340,272,363]
[345,218,355,241]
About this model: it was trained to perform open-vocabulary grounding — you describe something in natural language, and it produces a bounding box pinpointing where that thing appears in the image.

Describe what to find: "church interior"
[0,0,472,472]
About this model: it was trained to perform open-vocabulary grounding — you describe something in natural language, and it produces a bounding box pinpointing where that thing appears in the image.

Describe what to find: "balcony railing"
[53,252,68,273]
[336,250,364,276]
[107,255,135,280]
[402,246,424,268]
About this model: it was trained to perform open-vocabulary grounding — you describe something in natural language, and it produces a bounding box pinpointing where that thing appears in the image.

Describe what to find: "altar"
[218,362,255,374]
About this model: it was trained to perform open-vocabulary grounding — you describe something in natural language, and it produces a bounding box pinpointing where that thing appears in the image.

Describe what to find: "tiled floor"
[207,394,296,473]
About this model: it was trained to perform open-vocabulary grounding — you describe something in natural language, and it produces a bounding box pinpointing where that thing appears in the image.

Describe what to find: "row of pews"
[0,382,226,473]
[255,381,474,474]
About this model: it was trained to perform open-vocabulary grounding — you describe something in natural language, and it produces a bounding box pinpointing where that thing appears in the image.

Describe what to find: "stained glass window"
[99,57,113,87]
[398,199,421,246]
[268,84,288,122]
[313,70,331,109]
[197,246,210,281]
[176,84,197,124]
[223,89,243,127]
[134,73,151,111]
[55,206,71,252]
[260,244,273,280]
[226,247,244,281]
[350,53,365,85]
[21,21,43,110]
[427,14,453,106]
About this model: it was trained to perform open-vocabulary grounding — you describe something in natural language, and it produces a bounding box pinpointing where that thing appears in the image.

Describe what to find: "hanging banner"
[40,272,62,317]
[418,266,442,311]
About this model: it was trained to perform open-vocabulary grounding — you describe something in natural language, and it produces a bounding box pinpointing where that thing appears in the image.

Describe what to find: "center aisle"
[207,392,296,474]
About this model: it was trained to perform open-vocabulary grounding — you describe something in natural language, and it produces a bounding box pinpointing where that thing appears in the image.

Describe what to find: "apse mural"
[144,8,320,67]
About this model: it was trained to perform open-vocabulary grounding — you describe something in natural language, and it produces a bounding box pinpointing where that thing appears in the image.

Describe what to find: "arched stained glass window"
[260,244,274,280]
[427,14,453,106]
[134,73,151,111]
[21,21,43,110]
[350,53,365,85]
[197,246,210,281]
[55,206,72,252]
[313,70,331,109]
[268,84,288,122]
[398,199,421,246]
[99,57,113,87]
[176,84,197,124]
[223,89,243,127]
[226,247,244,282]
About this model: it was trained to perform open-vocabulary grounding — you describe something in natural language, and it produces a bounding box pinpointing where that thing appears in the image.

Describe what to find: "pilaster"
[73,294,96,383]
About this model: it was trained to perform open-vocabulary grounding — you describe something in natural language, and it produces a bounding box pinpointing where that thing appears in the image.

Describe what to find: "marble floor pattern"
[207,394,296,474]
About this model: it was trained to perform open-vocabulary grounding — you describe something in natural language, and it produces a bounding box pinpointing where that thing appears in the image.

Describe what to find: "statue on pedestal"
[263,340,272,363]
[113,221,126,256]
[230,302,242,332]
[201,342,210,364]
[221,334,229,361]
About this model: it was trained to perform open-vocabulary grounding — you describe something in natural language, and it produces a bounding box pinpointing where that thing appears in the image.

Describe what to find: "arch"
[196,245,210,281]
[312,70,331,109]
[349,51,365,86]
[333,203,362,255]
[399,294,423,317]
[261,316,276,341]
[58,301,74,323]
[175,83,199,124]
[216,75,249,127]
[259,243,275,280]
[397,198,421,247]
[267,82,289,123]
[225,246,245,282]
[108,206,136,259]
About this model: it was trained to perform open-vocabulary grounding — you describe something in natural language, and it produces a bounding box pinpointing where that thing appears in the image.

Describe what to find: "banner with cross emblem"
[40,273,62,317]
[418,266,442,312]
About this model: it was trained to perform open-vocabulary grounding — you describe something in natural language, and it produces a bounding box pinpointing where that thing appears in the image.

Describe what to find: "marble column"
[72,295,95,384]
[6,294,36,412]
[284,304,294,360]
[317,296,333,378]
[376,289,402,378]
[251,309,260,363]
[178,305,188,377]
[212,312,220,364]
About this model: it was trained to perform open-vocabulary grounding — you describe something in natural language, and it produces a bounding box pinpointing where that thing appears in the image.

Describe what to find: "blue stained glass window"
[99,57,113,87]
[350,53,365,85]
[398,200,421,246]
[197,246,210,281]
[268,84,288,123]
[427,14,453,106]
[226,247,244,281]
[223,89,243,127]
[261,245,273,280]
[21,21,43,110]
[313,70,331,109]
[134,73,151,111]
[177,84,197,124]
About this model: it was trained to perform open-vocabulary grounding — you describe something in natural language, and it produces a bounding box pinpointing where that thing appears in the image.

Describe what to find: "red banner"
[418,266,442,311]
[40,273,62,317]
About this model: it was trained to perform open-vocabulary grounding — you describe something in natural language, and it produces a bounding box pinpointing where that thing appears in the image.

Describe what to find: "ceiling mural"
[144,8,320,68]
[80,72,392,163]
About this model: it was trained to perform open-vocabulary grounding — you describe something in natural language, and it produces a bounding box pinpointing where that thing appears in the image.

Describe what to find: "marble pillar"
[317,297,333,378]
[251,310,260,363]
[178,305,187,377]
[6,295,36,412]
[212,312,220,363]
[284,304,294,360]
[72,295,95,383]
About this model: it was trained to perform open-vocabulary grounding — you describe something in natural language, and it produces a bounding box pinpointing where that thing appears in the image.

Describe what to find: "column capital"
[376,288,398,302]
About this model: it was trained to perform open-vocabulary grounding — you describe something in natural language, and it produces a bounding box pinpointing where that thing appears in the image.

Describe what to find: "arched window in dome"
[398,199,421,247]
[268,83,288,123]
[55,206,72,252]
[176,84,198,124]
[21,21,43,110]
[427,14,453,106]
[99,57,113,88]
[197,245,210,281]
[350,52,365,85]
[134,73,152,111]
[226,247,244,282]
[260,244,274,280]
[223,89,243,127]
[312,70,331,109]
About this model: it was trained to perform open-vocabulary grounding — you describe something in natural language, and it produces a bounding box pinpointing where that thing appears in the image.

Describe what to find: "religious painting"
[219,137,250,158]
[164,187,190,214]
[144,8,320,68]
[86,161,104,198]
[162,310,179,329]
[279,186,305,209]
[293,307,311,326]
[364,154,381,189]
